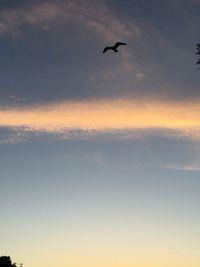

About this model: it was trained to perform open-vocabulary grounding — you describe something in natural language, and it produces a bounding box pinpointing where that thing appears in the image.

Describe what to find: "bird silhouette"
[103,42,127,53]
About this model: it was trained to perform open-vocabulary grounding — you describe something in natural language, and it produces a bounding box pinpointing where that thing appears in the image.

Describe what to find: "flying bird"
[103,42,127,54]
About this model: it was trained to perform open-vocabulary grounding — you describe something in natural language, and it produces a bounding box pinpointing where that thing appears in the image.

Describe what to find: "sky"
[0,1,200,267]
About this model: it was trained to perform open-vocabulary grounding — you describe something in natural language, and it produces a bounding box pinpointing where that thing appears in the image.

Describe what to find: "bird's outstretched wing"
[103,47,110,53]
[113,42,127,49]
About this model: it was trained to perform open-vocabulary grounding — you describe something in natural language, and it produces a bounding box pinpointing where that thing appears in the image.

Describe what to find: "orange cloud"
[1,98,200,139]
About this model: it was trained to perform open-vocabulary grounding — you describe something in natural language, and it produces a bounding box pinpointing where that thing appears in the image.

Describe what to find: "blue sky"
[0,1,200,267]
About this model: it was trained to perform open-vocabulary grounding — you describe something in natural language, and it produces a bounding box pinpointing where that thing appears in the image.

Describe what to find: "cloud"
[0,0,138,41]
[0,98,200,140]
[166,142,200,171]
[167,164,200,171]
[0,127,28,144]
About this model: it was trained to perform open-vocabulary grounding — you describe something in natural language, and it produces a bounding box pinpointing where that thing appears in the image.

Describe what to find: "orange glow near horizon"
[17,243,200,267]
[0,98,200,135]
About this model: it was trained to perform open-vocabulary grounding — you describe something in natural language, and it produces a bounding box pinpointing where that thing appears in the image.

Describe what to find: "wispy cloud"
[0,127,28,144]
[167,164,200,171]
[166,143,200,171]
[0,0,138,41]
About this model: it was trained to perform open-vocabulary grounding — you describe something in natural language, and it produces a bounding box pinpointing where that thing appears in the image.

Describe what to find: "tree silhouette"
[195,43,200,64]
[0,257,17,267]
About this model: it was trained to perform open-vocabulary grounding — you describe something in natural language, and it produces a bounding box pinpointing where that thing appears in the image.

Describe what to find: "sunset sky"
[0,1,200,267]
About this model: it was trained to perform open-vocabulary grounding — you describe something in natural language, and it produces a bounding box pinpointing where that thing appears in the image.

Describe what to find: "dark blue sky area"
[0,0,199,105]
